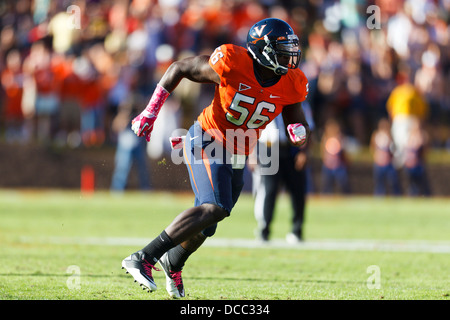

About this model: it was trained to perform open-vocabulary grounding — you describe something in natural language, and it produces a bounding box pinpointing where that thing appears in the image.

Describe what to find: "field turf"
[0,190,449,302]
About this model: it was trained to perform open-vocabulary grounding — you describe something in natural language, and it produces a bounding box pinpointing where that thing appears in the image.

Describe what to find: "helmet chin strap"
[262,49,288,75]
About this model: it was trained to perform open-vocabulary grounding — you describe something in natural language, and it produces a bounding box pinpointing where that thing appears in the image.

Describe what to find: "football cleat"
[122,250,160,292]
[159,252,185,298]
[286,232,303,244]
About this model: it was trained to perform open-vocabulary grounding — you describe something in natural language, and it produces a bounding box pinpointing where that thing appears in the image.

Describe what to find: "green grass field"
[0,190,449,301]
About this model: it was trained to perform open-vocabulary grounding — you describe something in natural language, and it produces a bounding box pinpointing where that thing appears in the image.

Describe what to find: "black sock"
[167,244,193,272]
[142,230,175,264]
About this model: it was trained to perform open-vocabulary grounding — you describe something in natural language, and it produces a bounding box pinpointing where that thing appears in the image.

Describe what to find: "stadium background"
[1,0,449,195]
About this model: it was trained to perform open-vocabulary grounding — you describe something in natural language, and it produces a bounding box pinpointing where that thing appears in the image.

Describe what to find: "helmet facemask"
[249,34,302,76]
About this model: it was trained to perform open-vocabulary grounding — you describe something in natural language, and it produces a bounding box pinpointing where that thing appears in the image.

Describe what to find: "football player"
[122,18,310,298]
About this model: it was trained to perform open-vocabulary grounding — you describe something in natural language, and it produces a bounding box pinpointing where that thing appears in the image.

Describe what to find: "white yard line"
[17,236,450,253]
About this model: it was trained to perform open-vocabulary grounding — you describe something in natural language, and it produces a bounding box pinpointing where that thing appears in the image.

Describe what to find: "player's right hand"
[131,83,170,142]
[131,113,156,142]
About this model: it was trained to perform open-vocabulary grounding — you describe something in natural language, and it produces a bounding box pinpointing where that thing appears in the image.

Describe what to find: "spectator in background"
[386,69,429,167]
[146,45,182,160]
[414,44,446,147]
[73,46,107,147]
[403,118,431,197]
[57,54,82,148]
[74,55,101,146]
[22,41,62,144]
[110,43,151,192]
[110,92,151,193]
[370,118,402,196]
[1,49,26,143]
[320,119,350,194]
[386,5,412,60]
[47,9,82,55]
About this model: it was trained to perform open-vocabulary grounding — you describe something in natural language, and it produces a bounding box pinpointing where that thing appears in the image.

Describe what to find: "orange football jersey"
[197,44,308,155]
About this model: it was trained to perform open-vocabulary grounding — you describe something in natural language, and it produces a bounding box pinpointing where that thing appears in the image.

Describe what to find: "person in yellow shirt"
[386,71,428,167]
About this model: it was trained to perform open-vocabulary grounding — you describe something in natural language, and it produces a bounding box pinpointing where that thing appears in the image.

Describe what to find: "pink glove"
[131,84,170,142]
[169,136,185,150]
[287,123,307,146]
[131,114,156,142]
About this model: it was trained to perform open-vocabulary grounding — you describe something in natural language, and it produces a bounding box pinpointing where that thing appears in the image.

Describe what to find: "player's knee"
[202,224,217,237]
[200,203,229,223]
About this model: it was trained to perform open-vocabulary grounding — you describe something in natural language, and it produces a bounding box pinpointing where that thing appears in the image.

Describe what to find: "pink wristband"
[142,84,170,118]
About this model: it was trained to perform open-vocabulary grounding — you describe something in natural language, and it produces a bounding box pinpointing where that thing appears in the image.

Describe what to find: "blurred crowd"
[0,0,449,195]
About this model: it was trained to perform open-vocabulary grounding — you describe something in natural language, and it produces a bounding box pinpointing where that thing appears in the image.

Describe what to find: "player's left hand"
[287,123,308,147]
[169,136,185,149]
